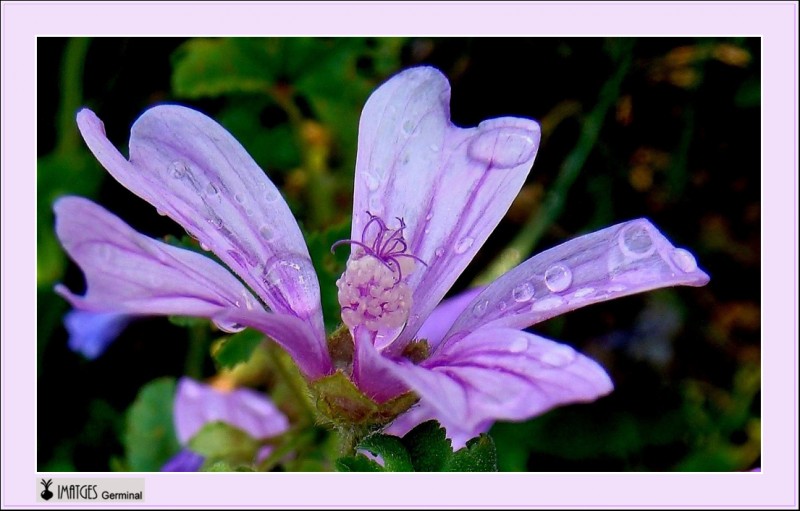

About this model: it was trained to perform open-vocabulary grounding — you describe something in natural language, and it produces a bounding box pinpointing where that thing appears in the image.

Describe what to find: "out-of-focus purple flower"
[63,310,131,359]
[55,66,710,445]
[161,377,289,471]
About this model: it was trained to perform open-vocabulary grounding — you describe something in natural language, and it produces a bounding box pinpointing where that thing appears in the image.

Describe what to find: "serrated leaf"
[335,455,385,472]
[400,420,453,472]
[211,328,264,369]
[124,377,180,471]
[188,421,260,468]
[358,434,413,472]
[445,434,498,472]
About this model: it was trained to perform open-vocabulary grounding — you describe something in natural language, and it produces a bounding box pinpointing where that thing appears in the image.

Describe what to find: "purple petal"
[54,197,332,379]
[381,327,613,435]
[76,107,324,340]
[386,399,491,450]
[445,218,710,339]
[161,448,205,472]
[174,377,289,444]
[351,327,409,403]
[414,287,484,350]
[64,310,132,359]
[350,67,541,350]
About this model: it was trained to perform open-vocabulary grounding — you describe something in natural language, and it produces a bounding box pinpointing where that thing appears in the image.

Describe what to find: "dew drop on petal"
[401,119,415,135]
[364,173,379,192]
[206,183,219,196]
[168,160,189,179]
[498,300,508,312]
[467,127,538,169]
[213,319,246,333]
[573,287,595,299]
[259,225,274,241]
[454,237,474,254]
[429,143,440,152]
[234,193,246,204]
[472,299,488,318]
[156,208,167,216]
[512,282,534,303]
[508,336,529,353]
[208,215,223,229]
[531,296,565,312]
[671,248,698,272]
[544,264,573,293]
[263,188,279,203]
[245,208,254,217]
[200,242,210,251]
[619,223,656,259]
[539,344,576,367]
[434,247,445,258]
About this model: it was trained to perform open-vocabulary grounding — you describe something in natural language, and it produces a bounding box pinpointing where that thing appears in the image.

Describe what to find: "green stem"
[56,37,90,155]
[184,323,208,379]
[267,342,316,422]
[257,427,316,471]
[472,39,635,286]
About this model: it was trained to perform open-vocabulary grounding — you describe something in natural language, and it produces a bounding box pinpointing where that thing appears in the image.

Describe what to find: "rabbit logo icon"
[40,479,54,501]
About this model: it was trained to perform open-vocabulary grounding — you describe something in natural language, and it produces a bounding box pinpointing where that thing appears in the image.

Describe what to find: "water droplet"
[155,208,167,217]
[467,126,538,169]
[262,258,317,314]
[245,208,254,216]
[434,247,445,258]
[472,300,488,317]
[454,237,474,254]
[429,143,440,152]
[214,319,245,333]
[619,223,656,259]
[508,336,529,353]
[241,291,255,311]
[368,196,383,215]
[425,213,433,221]
[424,228,430,234]
[364,173,379,191]
[531,296,565,312]
[498,300,508,312]
[208,215,223,229]
[206,183,219,196]
[259,225,274,241]
[540,345,576,367]
[544,264,573,293]
[671,248,697,272]
[234,193,246,204]
[200,242,210,251]
[263,188,279,203]
[573,287,595,299]
[168,160,189,178]
[402,119,416,135]
[512,282,534,303]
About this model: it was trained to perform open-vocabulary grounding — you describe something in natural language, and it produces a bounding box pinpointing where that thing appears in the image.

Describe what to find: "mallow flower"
[55,66,709,448]
[161,377,289,471]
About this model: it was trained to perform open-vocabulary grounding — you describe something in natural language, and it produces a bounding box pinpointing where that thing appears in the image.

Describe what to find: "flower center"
[333,212,425,332]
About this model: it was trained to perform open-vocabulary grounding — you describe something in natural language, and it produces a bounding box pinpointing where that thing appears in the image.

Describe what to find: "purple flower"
[63,310,131,359]
[55,66,709,445]
[161,377,289,471]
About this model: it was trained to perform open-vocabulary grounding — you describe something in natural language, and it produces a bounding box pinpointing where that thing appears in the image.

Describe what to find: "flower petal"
[445,218,710,338]
[386,399,490,450]
[351,67,541,348]
[76,106,324,339]
[382,327,613,435]
[173,377,289,444]
[161,448,205,472]
[64,310,132,359]
[415,287,484,351]
[54,197,331,378]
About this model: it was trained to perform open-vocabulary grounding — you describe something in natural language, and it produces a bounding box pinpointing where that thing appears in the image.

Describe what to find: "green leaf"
[211,328,264,370]
[123,377,180,471]
[203,460,256,472]
[188,421,261,468]
[335,455,385,472]
[445,434,498,472]
[358,434,414,472]
[167,315,207,328]
[171,38,276,99]
[400,420,453,472]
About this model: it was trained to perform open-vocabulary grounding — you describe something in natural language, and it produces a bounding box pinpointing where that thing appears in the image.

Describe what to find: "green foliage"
[188,421,261,470]
[123,377,180,471]
[337,420,498,472]
[211,328,265,370]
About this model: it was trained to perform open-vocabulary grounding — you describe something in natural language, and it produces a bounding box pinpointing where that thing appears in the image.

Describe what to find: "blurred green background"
[37,37,760,471]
